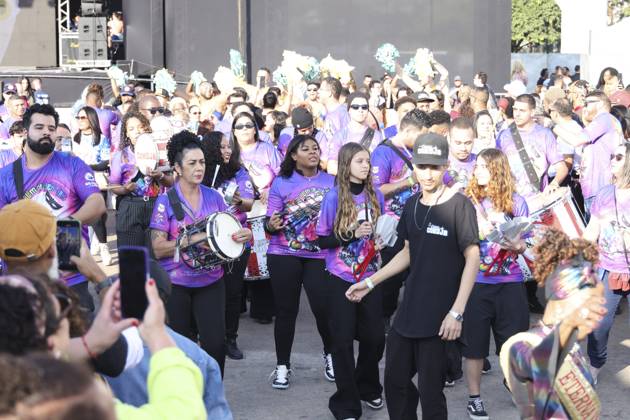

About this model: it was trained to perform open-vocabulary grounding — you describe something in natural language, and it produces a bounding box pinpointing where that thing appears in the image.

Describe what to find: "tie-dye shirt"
[581,113,623,199]
[589,184,630,273]
[322,103,349,141]
[239,141,282,192]
[277,127,329,162]
[0,152,100,286]
[444,153,476,190]
[476,194,529,284]
[149,183,228,288]
[370,142,417,219]
[329,124,383,161]
[0,149,19,169]
[266,170,334,258]
[316,185,385,283]
[216,167,255,225]
[109,146,162,198]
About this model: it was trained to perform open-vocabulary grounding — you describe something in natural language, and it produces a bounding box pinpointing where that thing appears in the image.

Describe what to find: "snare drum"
[177,212,244,270]
[243,215,270,281]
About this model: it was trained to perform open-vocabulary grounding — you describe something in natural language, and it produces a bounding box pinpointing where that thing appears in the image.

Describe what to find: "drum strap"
[380,139,414,171]
[509,123,541,191]
[359,127,375,150]
[167,188,196,222]
[12,157,24,199]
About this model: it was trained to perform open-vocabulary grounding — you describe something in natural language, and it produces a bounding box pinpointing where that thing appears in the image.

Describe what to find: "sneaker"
[467,397,489,420]
[323,352,335,382]
[225,339,244,360]
[90,238,99,256]
[269,365,291,389]
[482,358,491,374]
[444,379,456,387]
[99,243,112,266]
[364,397,384,410]
[589,365,600,385]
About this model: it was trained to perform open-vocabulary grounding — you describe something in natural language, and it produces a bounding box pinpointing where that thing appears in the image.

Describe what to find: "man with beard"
[0,104,106,311]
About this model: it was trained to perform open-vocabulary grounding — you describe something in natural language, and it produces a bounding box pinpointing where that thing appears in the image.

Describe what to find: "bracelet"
[94,274,117,294]
[365,277,375,290]
[81,335,97,360]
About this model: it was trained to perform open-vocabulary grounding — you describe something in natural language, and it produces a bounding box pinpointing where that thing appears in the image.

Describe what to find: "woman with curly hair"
[150,131,252,374]
[200,130,254,360]
[500,229,606,420]
[316,142,385,419]
[110,110,173,248]
[462,148,530,419]
[583,142,630,383]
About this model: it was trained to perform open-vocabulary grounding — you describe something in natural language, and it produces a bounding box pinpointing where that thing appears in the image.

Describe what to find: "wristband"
[94,275,117,294]
[81,335,97,360]
[365,277,375,290]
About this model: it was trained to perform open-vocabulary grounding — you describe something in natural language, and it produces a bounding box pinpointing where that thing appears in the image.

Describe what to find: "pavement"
[98,214,630,419]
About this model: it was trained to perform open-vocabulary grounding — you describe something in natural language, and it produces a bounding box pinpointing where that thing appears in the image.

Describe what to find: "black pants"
[92,191,109,243]
[167,280,226,375]
[268,254,331,366]
[328,274,385,420]
[385,330,447,420]
[224,248,250,341]
[248,279,275,319]
[116,196,156,249]
[381,242,407,318]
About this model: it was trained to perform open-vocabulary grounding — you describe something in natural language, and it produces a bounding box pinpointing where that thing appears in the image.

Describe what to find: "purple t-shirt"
[93,107,120,141]
[590,185,630,273]
[329,125,383,163]
[0,152,100,286]
[277,127,329,161]
[580,113,623,199]
[371,142,417,219]
[322,104,349,142]
[316,186,385,283]
[266,171,334,258]
[110,147,162,198]
[444,153,476,190]
[149,183,228,287]
[217,167,255,224]
[0,117,19,141]
[476,194,529,284]
[239,141,282,192]
[496,124,563,202]
[0,149,19,169]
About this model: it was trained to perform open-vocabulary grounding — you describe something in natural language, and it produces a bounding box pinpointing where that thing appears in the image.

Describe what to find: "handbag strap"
[359,127,375,150]
[509,123,541,190]
[12,157,24,199]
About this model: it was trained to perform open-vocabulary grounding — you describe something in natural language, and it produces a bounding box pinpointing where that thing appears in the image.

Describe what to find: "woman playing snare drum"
[150,131,252,374]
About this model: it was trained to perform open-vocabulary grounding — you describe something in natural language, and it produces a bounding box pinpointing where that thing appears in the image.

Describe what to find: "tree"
[608,0,630,25]
[512,0,561,52]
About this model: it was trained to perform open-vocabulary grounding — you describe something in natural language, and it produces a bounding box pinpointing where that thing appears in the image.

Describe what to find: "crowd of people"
[0,56,628,420]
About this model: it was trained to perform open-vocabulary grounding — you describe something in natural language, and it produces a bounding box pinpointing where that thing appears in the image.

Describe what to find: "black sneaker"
[363,397,384,410]
[269,365,291,389]
[225,339,244,360]
[467,397,489,420]
[482,358,491,374]
[323,352,335,382]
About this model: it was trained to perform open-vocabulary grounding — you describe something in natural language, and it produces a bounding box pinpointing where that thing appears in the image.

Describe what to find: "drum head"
[135,133,159,176]
[207,212,244,259]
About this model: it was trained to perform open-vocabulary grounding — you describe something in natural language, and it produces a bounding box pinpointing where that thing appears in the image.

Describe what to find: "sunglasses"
[75,115,88,120]
[307,88,318,92]
[611,153,625,162]
[142,107,166,115]
[234,123,255,130]
[350,104,369,111]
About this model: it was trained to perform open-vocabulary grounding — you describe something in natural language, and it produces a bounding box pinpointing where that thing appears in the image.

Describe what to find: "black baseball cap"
[412,133,449,166]
[291,107,314,129]
[413,91,435,103]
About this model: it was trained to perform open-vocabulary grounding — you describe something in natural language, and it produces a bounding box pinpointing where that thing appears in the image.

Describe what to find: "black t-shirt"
[392,191,479,338]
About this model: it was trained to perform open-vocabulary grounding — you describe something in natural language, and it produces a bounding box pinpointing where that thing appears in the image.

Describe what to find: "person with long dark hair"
[317,142,386,419]
[265,134,335,389]
[150,131,252,374]
[74,106,112,265]
[201,130,255,360]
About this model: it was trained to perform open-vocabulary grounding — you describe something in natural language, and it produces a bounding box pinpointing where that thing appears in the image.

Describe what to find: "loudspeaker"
[78,17,107,43]
[80,40,108,60]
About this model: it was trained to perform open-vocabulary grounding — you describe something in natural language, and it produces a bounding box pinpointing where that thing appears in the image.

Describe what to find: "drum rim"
[207,212,244,260]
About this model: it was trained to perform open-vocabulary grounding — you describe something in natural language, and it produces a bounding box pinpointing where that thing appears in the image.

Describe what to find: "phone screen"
[119,246,149,319]
[258,76,265,88]
[56,220,81,271]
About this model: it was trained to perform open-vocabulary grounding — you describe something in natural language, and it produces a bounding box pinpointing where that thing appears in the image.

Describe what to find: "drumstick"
[211,164,220,188]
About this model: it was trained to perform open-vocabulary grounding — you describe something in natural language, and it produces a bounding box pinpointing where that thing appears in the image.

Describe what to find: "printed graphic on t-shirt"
[337,202,380,276]
[281,186,329,252]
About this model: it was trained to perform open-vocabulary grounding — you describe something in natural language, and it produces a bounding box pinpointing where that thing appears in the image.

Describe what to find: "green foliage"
[512,0,561,52]
[608,0,630,25]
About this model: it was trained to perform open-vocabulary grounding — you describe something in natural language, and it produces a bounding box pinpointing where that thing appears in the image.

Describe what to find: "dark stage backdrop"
[125,0,511,87]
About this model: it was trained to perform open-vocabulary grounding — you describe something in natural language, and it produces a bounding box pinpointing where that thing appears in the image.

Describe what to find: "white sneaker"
[100,243,112,266]
[90,238,99,256]
[323,352,335,382]
[589,365,601,385]
[269,365,291,389]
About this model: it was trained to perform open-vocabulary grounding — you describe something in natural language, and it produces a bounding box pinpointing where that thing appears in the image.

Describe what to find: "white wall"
[511,53,580,92]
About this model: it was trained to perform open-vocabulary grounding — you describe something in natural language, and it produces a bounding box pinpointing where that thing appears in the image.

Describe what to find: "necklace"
[413,185,447,231]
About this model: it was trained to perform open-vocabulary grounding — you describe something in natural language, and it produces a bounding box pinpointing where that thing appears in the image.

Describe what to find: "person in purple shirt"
[496,94,568,208]
[0,83,18,120]
[150,131,252,374]
[328,92,383,175]
[319,77,350,160]
[0,120,25,168]
[0,95,25,141]
[0,104,106,311]
[371,109,429,327]
[84,87,120,142]
[277,106,329,168]
[265,134,335,390]
[445,117,477,190]
[462,149,530,418]
[201,130,255,361]
[219,101,273,143]
[583,143,630,384]
[316,142,386,419]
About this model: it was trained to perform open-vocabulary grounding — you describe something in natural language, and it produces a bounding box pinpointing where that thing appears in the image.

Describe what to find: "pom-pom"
[229,49,246,80]
[107,65,128,88]
[153,68,177,96]
[374,43,400,73]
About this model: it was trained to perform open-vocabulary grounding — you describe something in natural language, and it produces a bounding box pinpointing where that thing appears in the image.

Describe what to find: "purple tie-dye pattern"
[581,113,623,199]
[443,153,476,189]
[239,141,282,192]
[589,184,630,273]
[370,143,416,219]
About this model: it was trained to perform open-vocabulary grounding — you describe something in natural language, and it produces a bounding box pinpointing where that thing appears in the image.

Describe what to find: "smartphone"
[119,246,149,319]
[56,219,81,271]
[258,75,266,88]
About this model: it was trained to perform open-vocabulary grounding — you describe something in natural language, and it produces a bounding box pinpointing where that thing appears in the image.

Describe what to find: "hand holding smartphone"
[119,246,149,319]
[56,219,81,271]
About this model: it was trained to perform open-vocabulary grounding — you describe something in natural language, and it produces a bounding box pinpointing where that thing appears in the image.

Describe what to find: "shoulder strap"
[12,157,24,199]
[381,139,414,171]
[167,188,185,221]
[359,127,375,149]
[509,123,541,190]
